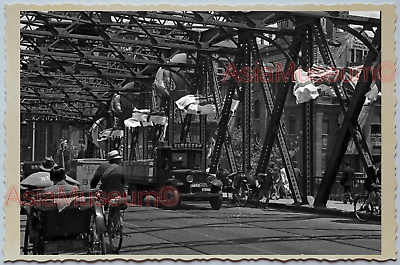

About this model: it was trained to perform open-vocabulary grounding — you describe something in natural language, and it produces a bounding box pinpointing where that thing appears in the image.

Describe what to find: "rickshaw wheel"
[25,208,44,255]
[23,211,31,255]
[87,213,106,255]
[32,238,44,255]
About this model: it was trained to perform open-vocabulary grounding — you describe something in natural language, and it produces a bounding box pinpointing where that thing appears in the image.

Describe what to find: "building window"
[351,48,365,63]
[254,100,260,119]
[289,115,296,134]
[371,124,381,135]
[355,49,363,62]
[61,126,69,139]
[337,113,343,132]
[322,113,330,135]
[321,148,327,173]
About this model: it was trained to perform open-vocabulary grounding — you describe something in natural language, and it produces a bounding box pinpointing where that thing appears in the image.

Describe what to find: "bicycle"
[353,189,381,222]
[102,196,125,254]
[269,183,280,200]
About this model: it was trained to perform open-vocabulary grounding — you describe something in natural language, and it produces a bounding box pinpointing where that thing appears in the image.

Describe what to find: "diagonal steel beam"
[314,27,381,207]
[255,35,303,203]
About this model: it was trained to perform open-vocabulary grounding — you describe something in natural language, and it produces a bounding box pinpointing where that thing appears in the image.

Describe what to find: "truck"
[122,142,224,210]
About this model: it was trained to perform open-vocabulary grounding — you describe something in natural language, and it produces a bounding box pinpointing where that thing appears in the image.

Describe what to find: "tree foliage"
[219,127,298,174]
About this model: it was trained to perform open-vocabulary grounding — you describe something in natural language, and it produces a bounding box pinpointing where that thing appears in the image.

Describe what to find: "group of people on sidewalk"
[217,157,381,209]
[218,161,302,206]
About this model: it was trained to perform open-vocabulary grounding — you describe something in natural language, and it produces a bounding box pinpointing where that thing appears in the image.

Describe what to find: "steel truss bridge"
[20,11,381,207]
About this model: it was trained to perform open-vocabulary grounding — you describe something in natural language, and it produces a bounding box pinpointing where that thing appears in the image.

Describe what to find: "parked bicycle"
[100,194,125,254]
[353,189,381,222]
[269,182,280,200]
[225,172,272,208]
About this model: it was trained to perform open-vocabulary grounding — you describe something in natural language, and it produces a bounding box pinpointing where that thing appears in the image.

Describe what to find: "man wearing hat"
[40,156,57,172]
[90,150,125,202]
[43,166,76,194]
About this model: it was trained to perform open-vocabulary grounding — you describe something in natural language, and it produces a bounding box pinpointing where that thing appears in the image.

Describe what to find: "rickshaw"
[22,188,106,255]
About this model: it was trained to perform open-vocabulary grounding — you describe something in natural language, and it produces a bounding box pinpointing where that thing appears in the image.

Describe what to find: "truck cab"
[123,143,223,210]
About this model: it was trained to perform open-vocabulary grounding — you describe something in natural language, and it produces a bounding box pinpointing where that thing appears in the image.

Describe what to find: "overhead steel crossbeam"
[282,11,380,27]
[20,11,380,124]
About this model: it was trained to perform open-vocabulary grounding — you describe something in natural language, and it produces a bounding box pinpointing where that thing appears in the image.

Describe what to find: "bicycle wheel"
[270,186,279,200]
[87,213,106,255]
[22,210,31,255]
[354,196,373,222]
[236,182,249,207]
[108,208,123,254]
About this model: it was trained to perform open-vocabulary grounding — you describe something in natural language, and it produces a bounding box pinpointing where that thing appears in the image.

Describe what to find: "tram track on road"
[20,202,381,255]
[118,202,381,255]
[211,204,382,254]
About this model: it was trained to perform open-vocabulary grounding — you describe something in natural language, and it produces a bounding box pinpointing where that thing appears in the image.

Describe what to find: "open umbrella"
[20,171,80,189]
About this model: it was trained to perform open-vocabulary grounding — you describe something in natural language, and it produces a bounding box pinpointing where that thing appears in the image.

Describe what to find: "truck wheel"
[210,194,223,210]
[160,188,181,210]
[168,198,181,210]
[128,184,139,206]
[164,193,182,209]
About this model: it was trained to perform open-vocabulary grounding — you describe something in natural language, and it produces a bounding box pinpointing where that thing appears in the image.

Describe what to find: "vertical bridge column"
[301,24,314,203]
[199,56,208,171]
[239,30,252,171]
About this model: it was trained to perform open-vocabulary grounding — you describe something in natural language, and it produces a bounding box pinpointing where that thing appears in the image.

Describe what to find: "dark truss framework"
[20,11,379,123]
[20,11,381,205]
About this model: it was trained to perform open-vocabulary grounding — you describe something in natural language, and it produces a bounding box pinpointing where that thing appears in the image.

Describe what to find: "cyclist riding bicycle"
[90,150,126,254]
[90,150,126,213]
[362,159,381,211]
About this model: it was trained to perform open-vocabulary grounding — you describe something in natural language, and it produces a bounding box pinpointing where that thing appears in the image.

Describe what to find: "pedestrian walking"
[293,161,303,192]
[279,167,291,198]
[258,162,279,204]
[340,161,356,204]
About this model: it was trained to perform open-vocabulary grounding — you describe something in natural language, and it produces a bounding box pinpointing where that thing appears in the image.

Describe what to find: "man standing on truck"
[90,150,126,205]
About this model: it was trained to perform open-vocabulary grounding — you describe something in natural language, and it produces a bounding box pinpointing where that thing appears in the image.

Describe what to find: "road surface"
[20,201,381,256]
